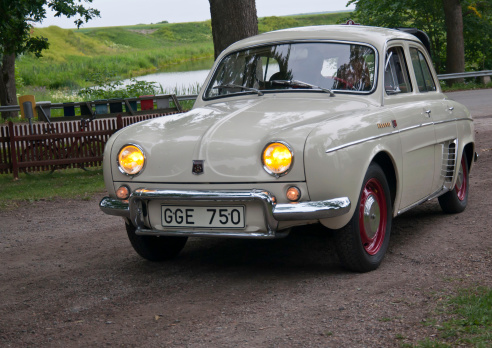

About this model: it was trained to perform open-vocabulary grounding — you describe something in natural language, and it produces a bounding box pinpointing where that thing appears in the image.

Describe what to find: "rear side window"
[384,46,412,95]
[410,48,436,92]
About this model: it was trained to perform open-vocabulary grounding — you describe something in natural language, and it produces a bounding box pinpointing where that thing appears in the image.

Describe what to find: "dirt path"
[1,92,491,347]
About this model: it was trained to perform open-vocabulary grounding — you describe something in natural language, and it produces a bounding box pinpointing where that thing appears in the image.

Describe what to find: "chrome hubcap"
[363,194,380,239]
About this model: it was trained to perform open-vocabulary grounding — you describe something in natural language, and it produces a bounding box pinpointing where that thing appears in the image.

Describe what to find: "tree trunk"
[0,53,18,120]
[443,0,465,85]
[209,0,258,60]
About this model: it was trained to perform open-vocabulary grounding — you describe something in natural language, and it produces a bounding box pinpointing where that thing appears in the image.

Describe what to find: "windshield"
[204,42,377,99]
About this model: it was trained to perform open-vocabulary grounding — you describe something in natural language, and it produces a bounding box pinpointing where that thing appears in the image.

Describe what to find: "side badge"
[192,160,204,175]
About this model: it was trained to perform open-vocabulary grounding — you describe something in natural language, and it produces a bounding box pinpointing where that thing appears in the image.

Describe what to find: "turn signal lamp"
[262,142,293,177]
[118,145,145,175]
[286,186,301,202]
[116,185,130,200]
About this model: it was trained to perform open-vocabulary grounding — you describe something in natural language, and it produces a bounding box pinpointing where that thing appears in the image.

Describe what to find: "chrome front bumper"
[100,189,350,238]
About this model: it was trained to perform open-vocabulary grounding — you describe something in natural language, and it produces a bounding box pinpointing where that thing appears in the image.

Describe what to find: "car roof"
[224,25,422,54]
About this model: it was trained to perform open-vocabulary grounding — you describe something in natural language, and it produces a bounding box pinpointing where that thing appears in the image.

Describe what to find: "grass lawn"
[407,287,492,347]
[0,167,105,209]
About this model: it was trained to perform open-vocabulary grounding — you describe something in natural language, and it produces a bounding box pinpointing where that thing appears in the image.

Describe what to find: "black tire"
[334,163,392,272]
[126,223,188,261]
[438,152,469,214]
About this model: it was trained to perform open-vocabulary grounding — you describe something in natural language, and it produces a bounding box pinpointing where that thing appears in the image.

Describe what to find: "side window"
[410,48,436,92]
[384,47,412,95]
[261,56,280,81]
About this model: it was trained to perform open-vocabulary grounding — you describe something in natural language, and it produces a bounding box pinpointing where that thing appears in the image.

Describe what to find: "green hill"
[17,12,351,90]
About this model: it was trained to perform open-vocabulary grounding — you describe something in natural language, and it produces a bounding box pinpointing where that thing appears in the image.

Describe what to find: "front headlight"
[262,141,293,177]
[118,144,145,175]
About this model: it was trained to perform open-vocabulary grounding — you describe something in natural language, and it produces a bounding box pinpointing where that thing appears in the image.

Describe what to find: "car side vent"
[441,140,458,189]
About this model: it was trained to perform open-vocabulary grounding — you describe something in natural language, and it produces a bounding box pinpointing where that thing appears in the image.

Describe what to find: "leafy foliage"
[347,0,492,72]
[462,1,492,70]
[77,73,162,99]
[0,0,100,58]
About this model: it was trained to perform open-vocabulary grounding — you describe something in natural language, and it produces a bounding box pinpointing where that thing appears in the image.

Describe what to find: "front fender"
[304,112,401,229]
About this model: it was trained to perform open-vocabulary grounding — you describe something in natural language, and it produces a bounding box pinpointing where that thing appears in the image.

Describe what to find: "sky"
[38,0,354,28]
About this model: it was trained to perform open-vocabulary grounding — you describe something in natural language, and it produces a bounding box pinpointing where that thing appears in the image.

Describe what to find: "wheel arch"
[463,142,475,172]
[371,151,397,211]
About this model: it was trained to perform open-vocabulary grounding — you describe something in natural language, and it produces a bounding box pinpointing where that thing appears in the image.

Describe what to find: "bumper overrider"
[100,189,351,238]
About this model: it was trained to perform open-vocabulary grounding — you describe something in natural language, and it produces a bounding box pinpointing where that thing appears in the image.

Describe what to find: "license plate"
[161,205,245,228]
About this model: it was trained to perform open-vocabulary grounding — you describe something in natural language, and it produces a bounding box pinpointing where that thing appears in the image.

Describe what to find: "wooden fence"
[0,112,180,179]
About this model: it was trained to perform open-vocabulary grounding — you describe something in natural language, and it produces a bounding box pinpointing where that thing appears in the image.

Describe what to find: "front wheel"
[126,223,188,261]
[438,152,469,214]
[334,163,392,272]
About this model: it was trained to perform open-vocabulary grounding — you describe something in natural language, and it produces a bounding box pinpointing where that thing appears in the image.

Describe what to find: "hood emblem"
[192,160,204,175]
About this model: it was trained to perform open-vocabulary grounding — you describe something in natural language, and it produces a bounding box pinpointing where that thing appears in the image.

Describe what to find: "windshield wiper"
[271,79,335,97]
[213,84,264,96]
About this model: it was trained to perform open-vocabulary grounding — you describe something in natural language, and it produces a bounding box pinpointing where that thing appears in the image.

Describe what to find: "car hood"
[110,96,370,183]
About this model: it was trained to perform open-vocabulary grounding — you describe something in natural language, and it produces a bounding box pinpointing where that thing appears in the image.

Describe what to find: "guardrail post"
[8,121,19,180]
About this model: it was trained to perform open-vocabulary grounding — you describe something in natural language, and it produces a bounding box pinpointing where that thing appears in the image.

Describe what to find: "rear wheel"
[438,152,469,214]
[334,163,392,272]
[126,223,188,261]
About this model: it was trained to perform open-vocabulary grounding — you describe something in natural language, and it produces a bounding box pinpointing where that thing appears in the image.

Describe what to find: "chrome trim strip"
[134,228,284,239]
[100,189,351,238]
[397,187,450,216]
[273,197,351,221]
[326,130,400,153]
[325,117,472,153]
[99,197,130,217]
[433,117,471,125]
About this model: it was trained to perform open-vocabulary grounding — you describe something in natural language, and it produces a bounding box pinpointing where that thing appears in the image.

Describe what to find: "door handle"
[448,107,454,111]
[425,109,431,117]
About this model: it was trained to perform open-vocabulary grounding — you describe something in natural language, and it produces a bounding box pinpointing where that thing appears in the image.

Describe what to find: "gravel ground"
[1,91,491,347]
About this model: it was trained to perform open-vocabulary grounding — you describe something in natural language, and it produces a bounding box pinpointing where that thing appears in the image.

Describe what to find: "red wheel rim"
[455,156,468,201]
[358,178,387,255]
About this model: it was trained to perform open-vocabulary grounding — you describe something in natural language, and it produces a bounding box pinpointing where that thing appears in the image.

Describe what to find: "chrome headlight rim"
[261,140,294,178]
[117,143,146,176]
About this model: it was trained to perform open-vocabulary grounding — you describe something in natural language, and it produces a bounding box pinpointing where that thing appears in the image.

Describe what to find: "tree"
[0,0,99,119]
[208,0,258,60]
[443,0,465,84]
[346,0,447,72]
[346,0,492,80]
[461,1,492,71]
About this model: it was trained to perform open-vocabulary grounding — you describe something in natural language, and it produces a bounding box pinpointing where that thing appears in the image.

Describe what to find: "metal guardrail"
[436,70,492,80]
[0,94,198,114]
[1,70,491,114]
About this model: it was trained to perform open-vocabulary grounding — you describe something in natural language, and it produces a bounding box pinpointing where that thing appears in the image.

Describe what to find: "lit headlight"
[262,142,293,177]
[117,144,145,175]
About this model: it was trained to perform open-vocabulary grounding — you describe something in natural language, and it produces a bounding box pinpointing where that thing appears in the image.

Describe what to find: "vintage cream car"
[100,25,476,272]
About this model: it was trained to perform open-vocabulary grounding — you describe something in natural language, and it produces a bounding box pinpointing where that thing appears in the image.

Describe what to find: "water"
[123,58,215,94]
